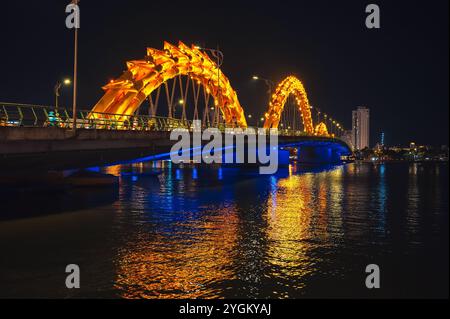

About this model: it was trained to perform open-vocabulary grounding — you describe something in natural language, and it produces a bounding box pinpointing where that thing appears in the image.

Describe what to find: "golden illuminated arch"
[314,122,329,136]
[263,76,314,134]
[91,41,247,128]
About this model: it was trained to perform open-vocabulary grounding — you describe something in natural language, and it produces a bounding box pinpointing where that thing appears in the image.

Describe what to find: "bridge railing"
[0,102,199,131]
[0,102,322,137]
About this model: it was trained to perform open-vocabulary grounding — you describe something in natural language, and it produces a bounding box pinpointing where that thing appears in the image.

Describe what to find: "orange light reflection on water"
[265,171,315,288]
[114,206,239,299]
[111,163,346,298]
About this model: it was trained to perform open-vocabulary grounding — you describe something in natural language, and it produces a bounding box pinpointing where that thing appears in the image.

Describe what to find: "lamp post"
[259,117,265,128]
[195,45,224,127]
[323,114,329,135]
[247,114,253,127]
[54,78,72,113]
[175,99,185,118]
[315,107,321,125]
[252,75,274,96]
[71,0,80,131]
[252,76,274,127]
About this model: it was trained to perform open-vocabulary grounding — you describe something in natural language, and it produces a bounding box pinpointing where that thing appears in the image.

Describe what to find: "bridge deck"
[0,126,351,172]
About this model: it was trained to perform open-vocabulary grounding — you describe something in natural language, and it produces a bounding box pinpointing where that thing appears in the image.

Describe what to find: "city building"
[352,106,370,150]
[374,132,385,152]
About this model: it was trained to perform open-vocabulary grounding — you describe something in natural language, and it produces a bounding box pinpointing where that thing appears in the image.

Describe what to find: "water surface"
[0,162,448,298]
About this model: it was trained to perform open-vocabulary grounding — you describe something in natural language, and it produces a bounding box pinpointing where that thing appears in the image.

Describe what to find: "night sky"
[0,0,448,146]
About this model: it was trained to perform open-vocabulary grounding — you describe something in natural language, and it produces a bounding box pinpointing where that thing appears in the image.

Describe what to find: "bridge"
[0,41,351,172]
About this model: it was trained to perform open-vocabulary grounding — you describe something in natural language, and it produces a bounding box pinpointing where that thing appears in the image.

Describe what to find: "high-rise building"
[352,106,370,150]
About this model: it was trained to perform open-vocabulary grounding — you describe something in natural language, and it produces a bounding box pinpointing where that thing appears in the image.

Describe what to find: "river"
[0,162,448,298]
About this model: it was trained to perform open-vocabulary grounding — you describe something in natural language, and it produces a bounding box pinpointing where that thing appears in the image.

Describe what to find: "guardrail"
[0,102,320,137]
[0,102,198,131]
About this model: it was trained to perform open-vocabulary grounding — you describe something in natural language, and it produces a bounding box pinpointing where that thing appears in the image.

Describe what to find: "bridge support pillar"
[297,146,341,164]
[331,149,341,163]
[278,149,290,167]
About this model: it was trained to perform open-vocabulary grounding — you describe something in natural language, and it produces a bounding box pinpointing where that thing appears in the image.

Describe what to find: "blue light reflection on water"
[120,162,448,298]
[0,162,447,299]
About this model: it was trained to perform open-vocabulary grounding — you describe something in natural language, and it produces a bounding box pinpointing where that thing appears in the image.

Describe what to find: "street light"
[196,45,224,126]
[316,108,321,124]
[252,76,274,128]
[54,78,72,112]
[196,46,224,68]
[71,0,80,131]
[252,75,274,95]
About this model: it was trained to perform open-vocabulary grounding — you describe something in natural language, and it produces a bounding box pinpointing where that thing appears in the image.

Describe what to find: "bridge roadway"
[0,126,351,172]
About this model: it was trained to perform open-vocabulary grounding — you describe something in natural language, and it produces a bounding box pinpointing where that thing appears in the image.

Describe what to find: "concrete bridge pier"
[277,149,290,166]
[297,145,342,164]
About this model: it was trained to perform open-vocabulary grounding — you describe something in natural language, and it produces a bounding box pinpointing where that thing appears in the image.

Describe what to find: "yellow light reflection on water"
[114,206,239,299]
[264,165,345,294]
[265,170,316,286]
[110,163,347,298]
